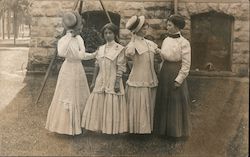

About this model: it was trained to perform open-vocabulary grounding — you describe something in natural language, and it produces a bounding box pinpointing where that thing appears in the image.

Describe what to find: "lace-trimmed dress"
[45,33,95,135]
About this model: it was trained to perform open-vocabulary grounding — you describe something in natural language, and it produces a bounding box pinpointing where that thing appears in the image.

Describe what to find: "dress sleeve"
[148,40,161,54]
[76,35,96,60]
[175,39,191,84]
[160,38,168,60]
[116,49,127,78]
[57,33,72,57]
[125,42,136,57]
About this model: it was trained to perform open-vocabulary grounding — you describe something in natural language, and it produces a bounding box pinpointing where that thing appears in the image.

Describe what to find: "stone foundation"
[28,0,249,76]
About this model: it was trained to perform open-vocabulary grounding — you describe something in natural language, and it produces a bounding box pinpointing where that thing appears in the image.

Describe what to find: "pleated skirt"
[153,61,191,137]
[81,92,128,134]
[126,86,157,134]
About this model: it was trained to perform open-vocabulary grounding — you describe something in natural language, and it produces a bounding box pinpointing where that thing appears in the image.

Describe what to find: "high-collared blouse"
[160,33,191,84]
[125,35,159,87]
[93,41,126,95]
[57,32,96,60]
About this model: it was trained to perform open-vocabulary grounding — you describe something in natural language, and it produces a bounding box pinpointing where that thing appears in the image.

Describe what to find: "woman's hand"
[114,80,120,93]
[174,81,181,89]
[155,48,161,54]
[90,83,95,92]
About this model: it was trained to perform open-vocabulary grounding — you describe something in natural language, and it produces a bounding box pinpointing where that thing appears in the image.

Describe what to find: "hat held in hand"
[126,15,145,33]
[62,11,82,31]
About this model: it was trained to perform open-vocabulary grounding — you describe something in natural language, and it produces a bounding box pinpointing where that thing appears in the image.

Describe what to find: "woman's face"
[104,28,115,42]
[136,23,149,37]
[166,21,179,34]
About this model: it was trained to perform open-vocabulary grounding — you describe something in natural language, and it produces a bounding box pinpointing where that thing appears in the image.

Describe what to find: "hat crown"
[126,15,145,33]
[62,12,77,29]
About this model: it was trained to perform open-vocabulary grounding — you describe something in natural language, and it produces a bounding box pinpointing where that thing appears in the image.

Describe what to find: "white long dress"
[45,32,95,135]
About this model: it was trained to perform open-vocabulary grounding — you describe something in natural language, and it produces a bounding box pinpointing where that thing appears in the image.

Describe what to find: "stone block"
[35,37,57,48]
[234,20,249,32]
[207,3,219,12]
[144,10,156,19]
[227,3,243,18]
[232,53,249,64]
[233,42,249,54]
[186,3,198,15]
[234,30,249,42]
[196,3,209,14]
[218,3,229,14]
[232,64,249,76]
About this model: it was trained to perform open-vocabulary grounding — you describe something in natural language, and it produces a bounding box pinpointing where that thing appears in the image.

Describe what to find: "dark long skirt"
[153,60,191,137]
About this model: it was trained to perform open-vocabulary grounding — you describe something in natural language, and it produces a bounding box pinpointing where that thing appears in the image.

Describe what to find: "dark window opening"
[80,11,121,68]
[191,11,234,71]
[81,11,121,53]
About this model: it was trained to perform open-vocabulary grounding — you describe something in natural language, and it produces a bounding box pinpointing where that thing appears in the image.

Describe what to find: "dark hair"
[101,23,119,43]
[168,14,185,29]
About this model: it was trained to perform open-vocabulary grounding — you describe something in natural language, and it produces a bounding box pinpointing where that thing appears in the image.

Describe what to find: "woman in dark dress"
[153,14,191,138]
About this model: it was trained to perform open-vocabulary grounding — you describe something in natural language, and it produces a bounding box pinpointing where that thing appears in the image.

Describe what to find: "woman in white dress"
[45,11,96,135]
[81,23,128,134]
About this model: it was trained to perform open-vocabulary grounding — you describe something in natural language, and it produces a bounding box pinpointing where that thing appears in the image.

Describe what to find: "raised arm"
[76,35,96,60]
[57,33,72,57]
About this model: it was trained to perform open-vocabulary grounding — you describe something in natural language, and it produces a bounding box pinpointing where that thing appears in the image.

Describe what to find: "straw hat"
[62,11,82,31]
[126,15,145,33]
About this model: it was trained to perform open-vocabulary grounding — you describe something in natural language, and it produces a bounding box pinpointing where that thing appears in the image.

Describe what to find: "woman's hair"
[101,23,120,43]
[167,14,185,30]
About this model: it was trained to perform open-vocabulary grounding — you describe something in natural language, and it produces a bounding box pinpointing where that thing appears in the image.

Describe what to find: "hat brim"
[63,11,82,31]
[132,16,145,33]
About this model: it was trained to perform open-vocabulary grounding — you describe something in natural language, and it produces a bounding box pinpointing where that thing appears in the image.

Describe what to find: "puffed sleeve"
[175,39,191,84]
[160,38,168,60]
[148,40,161,54]
[116,49,127,78]
[125,42,136,57]
[57,33,72,57]
[76,35,96,60]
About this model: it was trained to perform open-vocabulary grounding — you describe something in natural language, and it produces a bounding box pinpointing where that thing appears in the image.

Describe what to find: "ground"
[0,45,248,156]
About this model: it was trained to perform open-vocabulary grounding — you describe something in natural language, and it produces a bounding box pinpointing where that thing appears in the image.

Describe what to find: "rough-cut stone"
[233,42,249,55]
[30,26,62,38]
[232,53,249,64]
[178,3,190,19]
[196,3,209,14]
[218,3,230,14]
[28,0,249,76]
[186,3,198,15]
[234,20,249,31]
[144,10,155,19]
[207,3,219,11]
[155,10,168,19]
[234,31,249,42]
[34,37,57,48]
[232,64,249,76]
[227,3,242,18]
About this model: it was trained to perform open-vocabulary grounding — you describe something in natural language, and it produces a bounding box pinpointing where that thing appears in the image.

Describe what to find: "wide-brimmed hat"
[126,15,145,33]
[168,14,185,29]
[62,11,82,31]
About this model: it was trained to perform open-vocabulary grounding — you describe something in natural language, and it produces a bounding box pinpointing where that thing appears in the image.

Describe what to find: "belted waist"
[65,59,81,63]
[164,60,181,64]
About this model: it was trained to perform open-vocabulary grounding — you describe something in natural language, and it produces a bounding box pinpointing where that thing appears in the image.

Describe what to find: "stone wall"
[27,0,249,76]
